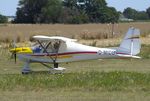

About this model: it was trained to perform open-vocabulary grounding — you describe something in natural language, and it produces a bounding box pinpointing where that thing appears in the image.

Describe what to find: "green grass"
[0,90,149,101]
[0,71,149,101]
[139,45,150,59]
[0,71,149,91]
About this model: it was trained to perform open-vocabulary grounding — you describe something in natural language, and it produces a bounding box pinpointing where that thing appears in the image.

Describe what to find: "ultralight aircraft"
[10,27,141,74]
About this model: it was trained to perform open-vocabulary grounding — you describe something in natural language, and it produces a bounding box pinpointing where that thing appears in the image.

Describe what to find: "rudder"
[117,27,141,56]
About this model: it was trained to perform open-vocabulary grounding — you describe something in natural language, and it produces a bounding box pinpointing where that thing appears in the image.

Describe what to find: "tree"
[99,7,119,23]
[62,0,89,24]
[15,0,48,23]
[123,7,137,19]
[14,0,119,24]
[84,0,107,22]
[82,0,119,23]
[146,7,150,18]
[135,11,149,20]
[123,7,149,20]
[0,14,7,23]
[41,0,62,23]
[63,0,77,10]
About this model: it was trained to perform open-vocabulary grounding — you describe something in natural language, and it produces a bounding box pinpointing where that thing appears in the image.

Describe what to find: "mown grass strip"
[0,71,149,91]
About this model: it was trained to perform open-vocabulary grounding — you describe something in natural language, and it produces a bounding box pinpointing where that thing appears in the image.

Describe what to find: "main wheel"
[22,72,30,75]
[54,63,58,68]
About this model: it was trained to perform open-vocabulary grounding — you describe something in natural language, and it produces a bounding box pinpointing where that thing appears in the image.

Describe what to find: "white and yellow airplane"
[10,27,141,74]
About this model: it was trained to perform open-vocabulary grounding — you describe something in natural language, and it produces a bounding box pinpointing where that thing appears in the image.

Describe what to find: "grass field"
[0,22,150,42]
[0,23,150,101]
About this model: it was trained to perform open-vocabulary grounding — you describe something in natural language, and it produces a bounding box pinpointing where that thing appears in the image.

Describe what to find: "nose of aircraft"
[9,47,33,54]
[9,48,20,53]
[9,47,33,64]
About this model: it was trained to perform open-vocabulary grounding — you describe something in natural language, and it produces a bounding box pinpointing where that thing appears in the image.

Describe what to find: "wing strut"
[37,40,61,68]
[37,40,55,63]
[53,40,61,62]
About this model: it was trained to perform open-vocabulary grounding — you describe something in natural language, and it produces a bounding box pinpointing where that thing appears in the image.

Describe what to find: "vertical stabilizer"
[118,27,141,56]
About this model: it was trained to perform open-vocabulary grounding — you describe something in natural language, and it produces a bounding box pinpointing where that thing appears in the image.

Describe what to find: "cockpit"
[32,40,61,54]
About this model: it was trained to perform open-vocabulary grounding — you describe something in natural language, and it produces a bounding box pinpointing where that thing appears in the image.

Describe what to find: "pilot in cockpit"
[32,41,60,54]
[32,44,42,53]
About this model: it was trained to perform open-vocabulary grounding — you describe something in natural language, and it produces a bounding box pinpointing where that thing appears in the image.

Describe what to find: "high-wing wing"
[33,35,77,42]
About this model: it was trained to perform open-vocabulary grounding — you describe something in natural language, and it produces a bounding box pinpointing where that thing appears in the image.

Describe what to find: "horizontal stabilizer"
[117,54,141,59]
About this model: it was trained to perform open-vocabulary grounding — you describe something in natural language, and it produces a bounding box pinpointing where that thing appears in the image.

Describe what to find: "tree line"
[14,0,119,24]
[123,7,150,20]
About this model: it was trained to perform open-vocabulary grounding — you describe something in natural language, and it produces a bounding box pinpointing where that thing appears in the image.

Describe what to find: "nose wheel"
[22,61,32,74]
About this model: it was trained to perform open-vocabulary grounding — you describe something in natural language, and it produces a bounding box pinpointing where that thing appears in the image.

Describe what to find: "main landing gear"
[21,62,66,74]
[49,63,66,74]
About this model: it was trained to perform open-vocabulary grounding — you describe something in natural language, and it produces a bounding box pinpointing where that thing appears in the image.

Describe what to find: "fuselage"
[17,41,121,63]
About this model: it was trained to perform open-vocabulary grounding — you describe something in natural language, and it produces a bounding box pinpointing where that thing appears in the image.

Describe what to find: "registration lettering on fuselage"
[97,50,116,55]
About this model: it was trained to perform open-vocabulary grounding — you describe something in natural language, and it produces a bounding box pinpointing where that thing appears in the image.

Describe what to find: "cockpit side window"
[45,41,61,53]
[32,40,61,54]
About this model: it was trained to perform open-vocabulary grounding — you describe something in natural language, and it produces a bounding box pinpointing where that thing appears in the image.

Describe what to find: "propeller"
[10,39,17,64]
[14,51,17,63]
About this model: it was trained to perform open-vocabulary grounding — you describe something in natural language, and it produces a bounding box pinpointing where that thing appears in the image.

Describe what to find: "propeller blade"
[9,37,17,64]
[14,52,17,64]
[10,49,17,64]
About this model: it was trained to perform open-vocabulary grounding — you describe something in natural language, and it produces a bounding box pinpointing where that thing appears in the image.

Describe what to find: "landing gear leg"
[49,63,58,74]
[54,63,58,68]
[22,61,31,74]
[49,63,65,74]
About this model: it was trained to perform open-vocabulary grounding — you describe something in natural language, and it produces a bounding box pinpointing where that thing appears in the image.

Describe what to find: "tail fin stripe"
[127,36,139,39]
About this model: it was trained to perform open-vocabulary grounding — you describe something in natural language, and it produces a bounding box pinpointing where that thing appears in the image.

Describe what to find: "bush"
[0,14,7,23]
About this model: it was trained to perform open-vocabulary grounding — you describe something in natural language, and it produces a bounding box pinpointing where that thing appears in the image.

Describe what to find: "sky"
[0,0,150,16]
